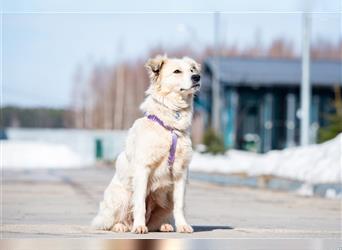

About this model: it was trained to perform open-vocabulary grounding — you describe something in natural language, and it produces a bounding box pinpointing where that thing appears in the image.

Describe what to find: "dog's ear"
[145,55,167,82]
[183,56,201,72]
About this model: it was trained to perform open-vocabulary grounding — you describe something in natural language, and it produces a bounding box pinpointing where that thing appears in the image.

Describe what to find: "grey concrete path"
[1,167,341,238]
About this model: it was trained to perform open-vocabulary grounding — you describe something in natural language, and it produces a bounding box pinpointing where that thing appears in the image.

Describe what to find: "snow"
[2,132,341,184]
[190,133,342,184]
[2,140,90,169]
[296,183,314,197]
[2,128,127,169]
[325,189,342,199]
[6,128,127,162]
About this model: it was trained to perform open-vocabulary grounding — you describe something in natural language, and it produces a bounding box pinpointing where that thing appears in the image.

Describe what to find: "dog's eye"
[173,69,182,74]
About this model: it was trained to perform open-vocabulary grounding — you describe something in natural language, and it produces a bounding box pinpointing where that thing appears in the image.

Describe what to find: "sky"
[1,0,341,108]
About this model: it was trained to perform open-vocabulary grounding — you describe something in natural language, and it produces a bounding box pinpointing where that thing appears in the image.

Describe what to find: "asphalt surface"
[1,167,341,239]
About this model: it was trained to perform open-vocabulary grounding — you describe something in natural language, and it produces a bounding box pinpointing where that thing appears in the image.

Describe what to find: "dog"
[92,55,201,234]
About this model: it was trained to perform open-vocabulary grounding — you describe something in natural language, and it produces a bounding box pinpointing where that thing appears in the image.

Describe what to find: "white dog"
[92,55,201,234]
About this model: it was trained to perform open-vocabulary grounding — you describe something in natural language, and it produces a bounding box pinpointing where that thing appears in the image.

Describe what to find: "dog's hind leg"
[92,198,116,230]
[92,183,131,230]
[112,222,129,232]
[92,152,132,231]
[92,179,131,230]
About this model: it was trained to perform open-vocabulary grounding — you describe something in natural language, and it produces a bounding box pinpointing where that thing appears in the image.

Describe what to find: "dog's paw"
[91,215,114,230]
[112,223,129,233]
[131,225,148,234]
[176,224,193,233]
[160,223,174,232]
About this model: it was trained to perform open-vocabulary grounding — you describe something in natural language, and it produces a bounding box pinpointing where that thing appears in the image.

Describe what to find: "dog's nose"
[191,74,201,83]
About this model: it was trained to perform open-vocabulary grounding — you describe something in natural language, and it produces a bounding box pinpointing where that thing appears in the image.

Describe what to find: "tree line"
[1,106,73,128]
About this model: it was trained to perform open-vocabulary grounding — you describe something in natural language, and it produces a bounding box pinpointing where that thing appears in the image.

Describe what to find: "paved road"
[1,167,341,238]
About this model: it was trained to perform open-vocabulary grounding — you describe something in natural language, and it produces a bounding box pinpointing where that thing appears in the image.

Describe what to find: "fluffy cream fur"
[92,55,201,234]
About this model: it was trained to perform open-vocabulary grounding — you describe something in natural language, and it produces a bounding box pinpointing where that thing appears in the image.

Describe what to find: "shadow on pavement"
[192,225,234,232]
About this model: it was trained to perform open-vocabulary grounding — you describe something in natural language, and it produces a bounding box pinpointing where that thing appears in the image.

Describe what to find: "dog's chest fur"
[125,92,195,196]
[148,133,192,192]
[124,114,192,193]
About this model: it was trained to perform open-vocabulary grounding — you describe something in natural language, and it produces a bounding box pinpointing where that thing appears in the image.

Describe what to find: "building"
[198,57,342,152]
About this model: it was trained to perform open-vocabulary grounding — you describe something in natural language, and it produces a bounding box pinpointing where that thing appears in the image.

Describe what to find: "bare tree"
[267,38,295,59]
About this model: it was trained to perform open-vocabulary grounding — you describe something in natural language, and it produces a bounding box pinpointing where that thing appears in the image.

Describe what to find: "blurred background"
[1,0,341,198]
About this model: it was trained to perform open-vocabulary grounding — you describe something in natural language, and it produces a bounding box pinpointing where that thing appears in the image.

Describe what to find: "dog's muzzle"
[191,74,201,89]
[180,74,201,91]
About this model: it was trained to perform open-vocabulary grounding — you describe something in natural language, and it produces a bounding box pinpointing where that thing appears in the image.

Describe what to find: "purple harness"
[146,114,178,166]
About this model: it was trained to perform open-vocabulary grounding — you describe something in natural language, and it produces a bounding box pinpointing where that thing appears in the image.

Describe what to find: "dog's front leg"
[131,165,150,234]
[173,171,193,233]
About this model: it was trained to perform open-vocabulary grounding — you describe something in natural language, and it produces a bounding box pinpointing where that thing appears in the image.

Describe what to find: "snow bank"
[2,140,90,169]
[190,133,342,184]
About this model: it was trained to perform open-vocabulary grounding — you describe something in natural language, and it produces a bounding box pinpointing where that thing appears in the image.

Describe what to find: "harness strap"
[146,114,178,166]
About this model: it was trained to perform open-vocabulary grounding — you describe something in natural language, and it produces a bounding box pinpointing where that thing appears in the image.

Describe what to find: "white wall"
[6,128,127,165]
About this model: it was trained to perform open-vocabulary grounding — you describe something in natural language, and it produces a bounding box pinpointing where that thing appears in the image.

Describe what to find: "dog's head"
[145,55,201,96]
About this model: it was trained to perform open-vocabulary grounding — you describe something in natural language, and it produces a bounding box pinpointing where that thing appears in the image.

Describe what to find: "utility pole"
[300,12,311,146]
[212,12,221,133]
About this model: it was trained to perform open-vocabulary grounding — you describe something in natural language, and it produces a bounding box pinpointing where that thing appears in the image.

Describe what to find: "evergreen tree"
[319,86,342,142]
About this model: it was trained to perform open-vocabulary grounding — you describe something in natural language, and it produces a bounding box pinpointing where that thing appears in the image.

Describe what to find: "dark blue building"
[199,57,342,152]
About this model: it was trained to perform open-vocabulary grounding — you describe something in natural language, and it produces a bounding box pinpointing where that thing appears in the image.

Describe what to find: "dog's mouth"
[180,84,200,91]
